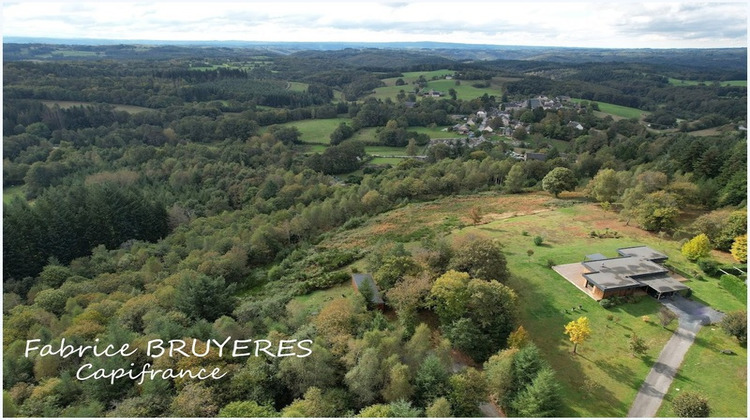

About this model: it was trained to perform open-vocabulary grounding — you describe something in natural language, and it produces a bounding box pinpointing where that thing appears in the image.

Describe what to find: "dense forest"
[2,43,747,417]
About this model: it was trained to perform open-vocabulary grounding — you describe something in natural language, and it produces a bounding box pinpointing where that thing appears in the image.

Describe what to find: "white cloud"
[2,1,746,48]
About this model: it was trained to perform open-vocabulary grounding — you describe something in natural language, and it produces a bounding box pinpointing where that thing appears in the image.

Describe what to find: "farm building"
[351,273,385,309]
[581,246,689,300]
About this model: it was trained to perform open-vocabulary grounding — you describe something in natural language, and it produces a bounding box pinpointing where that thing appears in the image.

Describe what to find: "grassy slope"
[570,98,648,120]
[311,192,745,417]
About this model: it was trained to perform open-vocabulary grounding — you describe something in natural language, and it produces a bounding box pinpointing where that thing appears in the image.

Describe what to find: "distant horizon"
[2,1,747,49]
[4,36,747,52]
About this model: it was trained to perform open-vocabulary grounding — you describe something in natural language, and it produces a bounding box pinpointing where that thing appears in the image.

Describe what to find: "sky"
[2,0,747,49]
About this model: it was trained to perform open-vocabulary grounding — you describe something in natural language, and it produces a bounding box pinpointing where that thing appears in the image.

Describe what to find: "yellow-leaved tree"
[730,234,747,263]
[564,316,591,354]
[681,233,711,261]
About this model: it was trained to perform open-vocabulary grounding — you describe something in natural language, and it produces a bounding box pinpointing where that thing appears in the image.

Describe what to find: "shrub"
[720,310,747,345]
[672,391,710,417]
[533,236,544,246]
[696,259,719,277]
[599,299,615,309]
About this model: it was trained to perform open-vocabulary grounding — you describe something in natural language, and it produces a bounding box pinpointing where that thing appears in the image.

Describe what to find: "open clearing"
[371,68,504,101]
[571,98,648,120]
[40,100,153,114]
[272,117,352,144]
[320,192,745,417]
[668,78,747,87]
[3,185,25,204]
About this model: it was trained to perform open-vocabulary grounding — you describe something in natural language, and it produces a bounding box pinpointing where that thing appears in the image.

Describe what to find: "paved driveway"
[627,297,724,417]
[661,295,725,326]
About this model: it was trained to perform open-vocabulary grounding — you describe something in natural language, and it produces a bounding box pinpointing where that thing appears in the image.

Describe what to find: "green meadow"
[668,78,747,87]
[370,68,504,101]
[571,98,648,120]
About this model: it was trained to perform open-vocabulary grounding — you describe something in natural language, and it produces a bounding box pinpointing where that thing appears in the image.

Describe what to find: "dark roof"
[637,274,690,293]
[617,246,668,261]
[352,273,384,305]
[524,152,547,161]
[582,246,688,294]
[585,253,609,261]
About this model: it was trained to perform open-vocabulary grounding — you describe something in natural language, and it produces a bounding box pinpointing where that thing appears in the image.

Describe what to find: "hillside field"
[317,192,746,417]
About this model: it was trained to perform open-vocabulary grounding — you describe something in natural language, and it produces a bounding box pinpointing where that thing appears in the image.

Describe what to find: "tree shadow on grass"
[594,358,641,390]
[565,354,629,417]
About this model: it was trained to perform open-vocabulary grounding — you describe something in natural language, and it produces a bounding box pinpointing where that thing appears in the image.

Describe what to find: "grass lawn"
[655,326,747,417]
[571,98,648,120]
[3,185,25,204]
[320,193,745,417]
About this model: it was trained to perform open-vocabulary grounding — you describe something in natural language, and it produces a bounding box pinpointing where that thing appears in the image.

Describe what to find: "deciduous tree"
[542,167,577,198]
[730,234,747,263]
[564,316,591,354]
[681,234,711,261]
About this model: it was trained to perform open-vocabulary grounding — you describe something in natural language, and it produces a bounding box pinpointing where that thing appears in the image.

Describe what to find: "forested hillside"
[3,43,746,417]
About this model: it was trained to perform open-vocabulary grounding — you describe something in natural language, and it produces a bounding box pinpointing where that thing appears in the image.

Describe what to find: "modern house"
[581,246,690,300]
[351,273,385,309]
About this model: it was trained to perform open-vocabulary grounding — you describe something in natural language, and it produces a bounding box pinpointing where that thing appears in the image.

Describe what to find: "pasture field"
[369,157,407,165]
[318,192,745,417]
[271,118,353,144]
[668,78,747,87]
[571,98,648,120]
[371,68,503,101]
[40,100,152,114]
[286,81,309,92]
[408,125,454,138]
[381,69,456,86]
[364,145,410,155]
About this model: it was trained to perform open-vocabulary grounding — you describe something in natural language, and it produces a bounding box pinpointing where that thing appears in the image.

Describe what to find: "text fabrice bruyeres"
[24,337,313,384]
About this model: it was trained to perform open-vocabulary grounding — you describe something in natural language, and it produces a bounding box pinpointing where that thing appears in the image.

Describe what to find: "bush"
[533,236,544,246]
[599,299,615,309]
[672,391,710,417]
[719,274,747,302]
[719,310,747,345]
[697,259,720,277]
